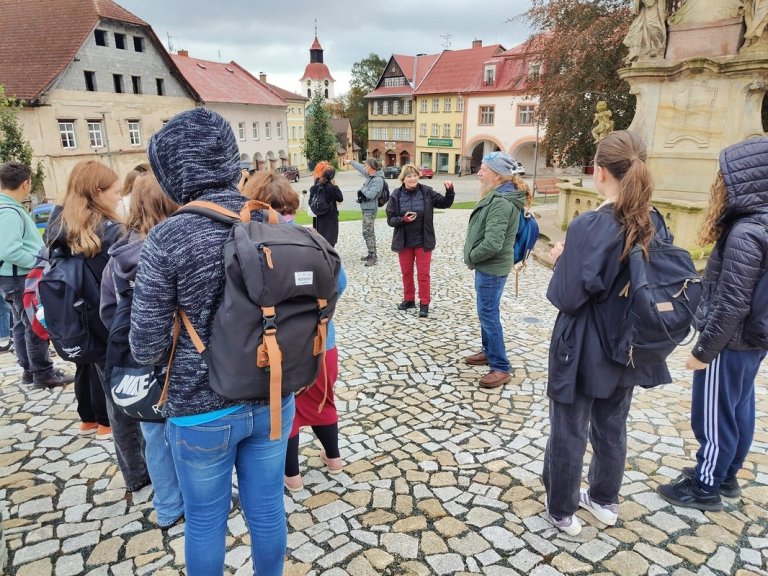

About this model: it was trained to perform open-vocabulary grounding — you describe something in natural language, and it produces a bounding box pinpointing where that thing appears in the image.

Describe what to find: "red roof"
[464,37,542,93]
[0,0,149,101]
[310,36,323,51]
[366,53,439,98]
[263,82,309,102]
[414,44,505,95]
[300,62,335,82]
[170,55,285,106]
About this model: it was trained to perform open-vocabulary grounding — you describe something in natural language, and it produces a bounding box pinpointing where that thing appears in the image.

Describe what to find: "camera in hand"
[356,190,365,203]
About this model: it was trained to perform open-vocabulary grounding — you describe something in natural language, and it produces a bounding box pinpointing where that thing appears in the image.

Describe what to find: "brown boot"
[479,370,511,389]
[464,351,488,365]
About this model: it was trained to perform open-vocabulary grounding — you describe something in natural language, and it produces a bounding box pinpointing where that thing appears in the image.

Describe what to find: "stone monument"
[591,101,615,143]
[557,0,768,257]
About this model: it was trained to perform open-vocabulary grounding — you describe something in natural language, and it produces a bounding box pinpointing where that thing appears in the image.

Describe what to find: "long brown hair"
[121,169,142,198]
[242,171,299,215]
[60,161,120,257]
[124,173,178,237]
[595,131,655,261]
[698,172,728,246]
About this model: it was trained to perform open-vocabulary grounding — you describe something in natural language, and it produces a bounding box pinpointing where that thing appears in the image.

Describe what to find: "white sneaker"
[579,488,618,525]
[550,513,582,536]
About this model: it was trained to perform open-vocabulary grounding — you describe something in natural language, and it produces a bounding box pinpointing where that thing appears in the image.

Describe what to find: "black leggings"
[284,423,340,477]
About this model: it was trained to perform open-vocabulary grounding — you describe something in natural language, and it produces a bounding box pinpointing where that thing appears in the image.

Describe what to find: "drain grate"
[521,316,543,324]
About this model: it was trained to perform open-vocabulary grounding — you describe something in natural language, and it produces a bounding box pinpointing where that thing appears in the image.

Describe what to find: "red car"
[419,166,434,179]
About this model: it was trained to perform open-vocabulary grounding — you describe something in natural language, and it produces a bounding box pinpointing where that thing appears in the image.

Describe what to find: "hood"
[107,230,144,281]
[148,108,241,205]
[491,181,527,210]
[719,136,768,222]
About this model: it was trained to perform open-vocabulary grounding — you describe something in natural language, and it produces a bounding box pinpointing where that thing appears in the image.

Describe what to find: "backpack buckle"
[263,314,277,332]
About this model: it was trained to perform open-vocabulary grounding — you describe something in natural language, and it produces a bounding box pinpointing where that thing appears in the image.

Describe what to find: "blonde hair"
[243,171,300,215]
[124,173,178,238]
[698,172,728,246]
[398,164,420,183]
[60,161,120,257]
[594,131,655,261]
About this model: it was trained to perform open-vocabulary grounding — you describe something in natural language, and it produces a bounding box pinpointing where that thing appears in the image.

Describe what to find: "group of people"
[2,112,767,572]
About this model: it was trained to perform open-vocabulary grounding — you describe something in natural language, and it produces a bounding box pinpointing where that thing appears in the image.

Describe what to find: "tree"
[350,53,387,92]
[347,53,386,155]
[302,89,339,169]
[0,85,45,194]
[517,1,634,167]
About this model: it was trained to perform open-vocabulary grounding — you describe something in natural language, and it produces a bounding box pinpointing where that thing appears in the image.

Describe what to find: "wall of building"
[210,102,289,170]
[414,94,463,174]
[285,98,307,171]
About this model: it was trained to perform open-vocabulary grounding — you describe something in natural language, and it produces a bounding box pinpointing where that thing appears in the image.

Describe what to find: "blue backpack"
[514,209,539,265]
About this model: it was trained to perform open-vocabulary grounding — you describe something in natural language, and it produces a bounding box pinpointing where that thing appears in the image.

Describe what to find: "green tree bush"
[303,89,340,169]
[0,85,45,195]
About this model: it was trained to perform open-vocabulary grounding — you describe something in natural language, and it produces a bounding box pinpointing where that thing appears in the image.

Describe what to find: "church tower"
[299,25,335,101]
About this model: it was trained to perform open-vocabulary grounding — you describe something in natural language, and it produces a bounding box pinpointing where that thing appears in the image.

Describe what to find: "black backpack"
[610,220,702,368]
[377,177,390,208]
[175,200,341,440]
[309,183,333,217]
[105,274,168,421]
[37,224,119,364]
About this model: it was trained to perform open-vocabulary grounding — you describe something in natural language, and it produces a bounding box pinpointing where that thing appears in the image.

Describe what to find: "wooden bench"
[534,178,560,201]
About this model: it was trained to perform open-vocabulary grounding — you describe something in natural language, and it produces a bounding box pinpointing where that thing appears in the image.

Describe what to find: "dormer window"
[484,65,495,86]
[528,62,541,81]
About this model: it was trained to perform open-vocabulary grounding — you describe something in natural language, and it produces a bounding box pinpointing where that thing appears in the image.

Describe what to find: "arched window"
[324,88,328,98]
[307,89,311,98]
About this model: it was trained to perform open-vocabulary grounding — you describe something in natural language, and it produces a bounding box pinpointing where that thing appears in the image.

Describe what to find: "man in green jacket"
[463,152,528,389]
[0,162,71,388]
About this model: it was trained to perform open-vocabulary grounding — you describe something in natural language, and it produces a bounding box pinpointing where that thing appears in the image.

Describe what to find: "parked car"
[514,162,526,176]
[383,165,401,179]
[419,166,434,179]
[276,165,300,182]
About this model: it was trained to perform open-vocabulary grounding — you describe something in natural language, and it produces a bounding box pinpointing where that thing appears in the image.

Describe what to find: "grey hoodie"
[99,230,144,330]
[349,160,384,212]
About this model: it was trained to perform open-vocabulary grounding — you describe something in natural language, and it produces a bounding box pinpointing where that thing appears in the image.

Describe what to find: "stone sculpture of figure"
[668,0,743,25]
[744,0,768,48]
[623,0,667,64]
[591,101,615,144]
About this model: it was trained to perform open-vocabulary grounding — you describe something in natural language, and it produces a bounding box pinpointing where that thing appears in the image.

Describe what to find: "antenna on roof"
[167,32,174,53]
[440,33,453,49]
[218,50,222,62]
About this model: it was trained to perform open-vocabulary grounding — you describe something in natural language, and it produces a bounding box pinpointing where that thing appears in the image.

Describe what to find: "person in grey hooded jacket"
[345,157,384,266]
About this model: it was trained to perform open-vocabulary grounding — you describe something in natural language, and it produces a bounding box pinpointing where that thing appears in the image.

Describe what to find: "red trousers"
[398,247,432,305]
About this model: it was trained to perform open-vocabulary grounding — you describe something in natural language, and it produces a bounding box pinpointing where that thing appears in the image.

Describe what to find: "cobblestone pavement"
[2,210,767,576]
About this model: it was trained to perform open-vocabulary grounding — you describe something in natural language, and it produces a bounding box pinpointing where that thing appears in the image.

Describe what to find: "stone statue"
[668,0,743,25]
[743,0,768,48]
[591,101,615,144]
[623,0,667,64]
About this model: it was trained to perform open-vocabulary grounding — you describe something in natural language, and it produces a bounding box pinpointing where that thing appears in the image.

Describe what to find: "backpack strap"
[255,305,284,440]
[156,313,182,410]
[312,298,331,414]
[178,199,280,225]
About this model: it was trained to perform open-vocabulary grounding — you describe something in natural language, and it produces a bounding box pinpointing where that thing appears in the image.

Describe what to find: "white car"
[514,162,526,176]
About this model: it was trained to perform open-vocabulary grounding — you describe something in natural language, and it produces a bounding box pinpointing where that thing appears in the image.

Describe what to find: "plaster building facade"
[261,76,309,171]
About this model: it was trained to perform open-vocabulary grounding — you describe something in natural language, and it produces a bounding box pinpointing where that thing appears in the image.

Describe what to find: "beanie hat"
[482,151,517,176]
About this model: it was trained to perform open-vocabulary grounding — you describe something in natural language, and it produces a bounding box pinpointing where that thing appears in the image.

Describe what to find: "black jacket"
[547,204,671,403]
[692,137,768,363]
[386,183,454,252]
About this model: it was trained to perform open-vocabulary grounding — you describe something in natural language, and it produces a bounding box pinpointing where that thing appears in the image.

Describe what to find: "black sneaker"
[681,466,741,498]
[397,300,415,311]
[32,370,74,389]
[21,370,33,385]
[0,339,11,352]
[360,255,372,261]
[419,304,429,318]
[656,477,723,511]
[364,257,377,267]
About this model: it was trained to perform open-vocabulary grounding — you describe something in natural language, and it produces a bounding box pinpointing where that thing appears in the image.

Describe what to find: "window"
[299,126,303,138]
[238,122,246,140]
[518,105,536,126]
[393,100,400,115]
[443,123,451,137]
[277,122,282,138]
[113,74,124,93]
[404,99,412,114]
[393,127,402,140]
[432,98,439,112]
[420,99,427,113]
[114,33,126,50]
[307,89,311,98]
[292,126,297,139]
[156,78,165,96]
[324,88,328,98]
[457,97,464,112]
[131,76,142,95]
[265,122,271,139]
[383,101,389,115]
[403,127,412,140]
[87,121,104,148]
[133,36,144,52]
[58,121,76,149]
[373,101,380,115]
[252,122,259,139]
[484,65,495,86]
[444,98,452,112]
[479,105,495,125]
[94,29,107,46]
[456,123,463,138]
[431,123,439,137]
[420,123,427,137]
[84,71,96,92]
[383,77,406,87]
[127,121,141,146]
[528,62,541,81]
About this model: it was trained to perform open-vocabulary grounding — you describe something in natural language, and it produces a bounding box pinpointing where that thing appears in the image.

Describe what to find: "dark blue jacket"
[546,204,671,403]
[692,137,768,363]
[386,183,454,252]
[129,108,264,417]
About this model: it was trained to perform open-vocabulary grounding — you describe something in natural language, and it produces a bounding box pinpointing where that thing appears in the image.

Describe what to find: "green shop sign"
[427,138,453,147]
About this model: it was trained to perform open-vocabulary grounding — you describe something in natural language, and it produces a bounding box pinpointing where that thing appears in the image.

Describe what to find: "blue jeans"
[141,421,183,527]
[168,397,295,576]
[0,297,9,340]
[474,271,510,372]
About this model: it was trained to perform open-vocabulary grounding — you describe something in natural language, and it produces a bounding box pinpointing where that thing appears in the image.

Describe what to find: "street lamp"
[532,110,540,198]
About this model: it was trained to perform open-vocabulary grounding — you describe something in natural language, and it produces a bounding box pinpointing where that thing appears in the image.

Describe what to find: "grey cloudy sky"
[120,0,534,95]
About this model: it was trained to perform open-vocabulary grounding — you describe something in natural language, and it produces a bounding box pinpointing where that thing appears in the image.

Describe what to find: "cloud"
[120,0,532,94]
